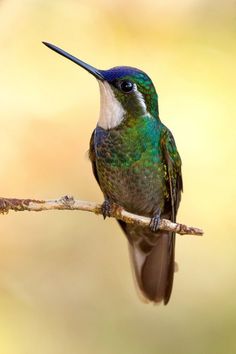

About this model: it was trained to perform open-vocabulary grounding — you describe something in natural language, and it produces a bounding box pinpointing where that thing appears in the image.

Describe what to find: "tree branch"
[0,196,203,236]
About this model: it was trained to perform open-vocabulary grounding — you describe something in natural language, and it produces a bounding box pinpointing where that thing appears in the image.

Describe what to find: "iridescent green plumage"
[43,42,183,304]
[88,68,183,304]
[89,109,182,303]
[91,116,166,215]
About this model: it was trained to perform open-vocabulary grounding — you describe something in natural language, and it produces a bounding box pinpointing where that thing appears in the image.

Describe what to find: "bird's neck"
[97,81,160,130]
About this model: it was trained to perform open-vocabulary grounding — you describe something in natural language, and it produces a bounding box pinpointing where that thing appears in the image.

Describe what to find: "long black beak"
[42,42,104,81]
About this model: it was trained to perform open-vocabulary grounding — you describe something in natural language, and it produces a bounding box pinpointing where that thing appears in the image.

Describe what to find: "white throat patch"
[98,81,125,130]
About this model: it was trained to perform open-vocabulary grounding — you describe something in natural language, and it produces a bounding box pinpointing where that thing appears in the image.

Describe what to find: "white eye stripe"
[134,89,150,116]
[133,83,138,91]
[132,84,151,117]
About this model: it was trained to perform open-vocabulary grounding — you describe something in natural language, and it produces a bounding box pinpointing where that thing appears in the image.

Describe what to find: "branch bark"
[0,196,203,236]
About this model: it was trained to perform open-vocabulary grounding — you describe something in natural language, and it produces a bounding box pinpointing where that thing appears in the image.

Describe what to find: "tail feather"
[119,221,175,304]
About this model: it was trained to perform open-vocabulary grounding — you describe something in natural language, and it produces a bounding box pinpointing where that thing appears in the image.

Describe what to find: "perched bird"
[43,42,183,304]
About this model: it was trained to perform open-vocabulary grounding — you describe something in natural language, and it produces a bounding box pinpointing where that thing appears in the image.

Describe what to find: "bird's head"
[43,42,159,130]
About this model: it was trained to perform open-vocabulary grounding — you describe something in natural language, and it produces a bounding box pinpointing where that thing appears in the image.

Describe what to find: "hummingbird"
[43,42,183,304]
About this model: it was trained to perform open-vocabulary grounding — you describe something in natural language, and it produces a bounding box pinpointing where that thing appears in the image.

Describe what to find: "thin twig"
[0,196,203,236]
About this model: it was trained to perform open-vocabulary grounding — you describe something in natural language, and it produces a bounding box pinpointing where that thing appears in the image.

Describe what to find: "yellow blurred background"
[0,0,236,353]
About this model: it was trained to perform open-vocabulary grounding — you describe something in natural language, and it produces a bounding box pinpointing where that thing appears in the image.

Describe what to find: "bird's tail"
[118,221,175,304]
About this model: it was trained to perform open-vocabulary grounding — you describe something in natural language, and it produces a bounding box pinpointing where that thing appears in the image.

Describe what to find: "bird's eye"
[120,81,134,93]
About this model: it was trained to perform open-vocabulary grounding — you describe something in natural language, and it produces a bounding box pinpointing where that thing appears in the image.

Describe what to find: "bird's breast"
[93,125,168,216]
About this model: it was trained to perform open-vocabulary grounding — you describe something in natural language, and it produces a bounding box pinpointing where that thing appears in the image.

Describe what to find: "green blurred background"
[0,1,236,353]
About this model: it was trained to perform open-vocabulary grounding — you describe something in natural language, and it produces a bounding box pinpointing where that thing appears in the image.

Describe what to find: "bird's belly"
[97,160,167,217]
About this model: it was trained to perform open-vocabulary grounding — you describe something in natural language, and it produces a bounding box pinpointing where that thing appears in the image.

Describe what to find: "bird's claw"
[149,214,161,232]
[101,200,112,219]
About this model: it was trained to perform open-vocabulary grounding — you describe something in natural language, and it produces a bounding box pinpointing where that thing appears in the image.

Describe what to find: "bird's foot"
[101,199,113,219]
[149,212,161,233]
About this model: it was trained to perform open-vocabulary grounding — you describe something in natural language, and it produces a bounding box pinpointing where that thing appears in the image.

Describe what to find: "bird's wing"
[158,126,183,302]
[161,126,183,222]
